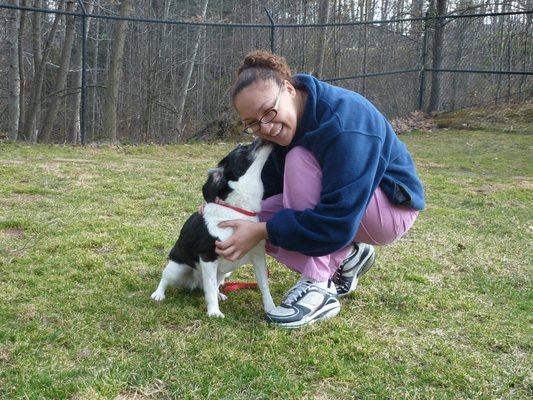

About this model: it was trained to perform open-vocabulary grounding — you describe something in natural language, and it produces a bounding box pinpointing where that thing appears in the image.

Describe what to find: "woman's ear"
[285,80,297,97]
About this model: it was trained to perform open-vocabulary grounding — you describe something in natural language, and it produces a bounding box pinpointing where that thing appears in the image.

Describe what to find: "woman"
[215,51,425,328]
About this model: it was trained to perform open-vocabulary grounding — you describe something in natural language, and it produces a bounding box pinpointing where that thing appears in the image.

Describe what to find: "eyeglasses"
[242,85,283,135]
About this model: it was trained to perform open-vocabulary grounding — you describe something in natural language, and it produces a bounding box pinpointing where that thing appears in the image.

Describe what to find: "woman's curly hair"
[230,50,296,100]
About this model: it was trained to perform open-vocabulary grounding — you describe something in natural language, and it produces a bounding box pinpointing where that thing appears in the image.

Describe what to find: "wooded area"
[1,0,531,144]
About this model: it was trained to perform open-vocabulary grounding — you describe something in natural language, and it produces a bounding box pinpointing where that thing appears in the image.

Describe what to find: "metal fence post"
[417,11,430,111]
[264,7,275,53]
[77,0,88,145]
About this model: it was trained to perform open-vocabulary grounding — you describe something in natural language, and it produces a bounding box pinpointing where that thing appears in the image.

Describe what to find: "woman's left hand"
[215,220,268,261]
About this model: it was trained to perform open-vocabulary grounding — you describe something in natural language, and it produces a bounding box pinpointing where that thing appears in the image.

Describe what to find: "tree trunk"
[197,24,207,120]
[22,0,63,142]
[17,0,27,137]
[29,0,42,143]
[314,0,330,78]
[450,0,471,110]
[69,1,94,144]
[381,0,389,22]
[300,0,308,70]
[140,0,163,142]
[494,2,508,105]
[518,6,531,101]
[410,0,424,39]
[40,0,78,143]
[427,0,447,113]
[7,0,20,141]
[174,0,209,140]
[102,0,134,143]
[91,8,100,140]
[450,21,466,110]
[361,0,369,95]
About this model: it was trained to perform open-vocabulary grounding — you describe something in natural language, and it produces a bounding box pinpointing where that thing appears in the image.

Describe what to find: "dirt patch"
[435,101,533,129]
[391,110,437,134]
[114,380,171,400]
[417,160,448,169]
[472,180,533,194]
[52,157,96,164]
[0,348,11,364]
[2,228,25,238]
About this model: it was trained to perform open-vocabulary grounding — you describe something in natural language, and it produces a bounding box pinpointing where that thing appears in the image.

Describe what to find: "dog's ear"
[202,167,227,202]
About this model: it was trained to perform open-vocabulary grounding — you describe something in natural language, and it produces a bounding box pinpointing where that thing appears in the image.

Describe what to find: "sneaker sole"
[272,301,341,329]
[337,250,376,298]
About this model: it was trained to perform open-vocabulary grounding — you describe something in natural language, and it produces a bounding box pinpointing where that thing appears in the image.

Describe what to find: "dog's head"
[202,138,272,203]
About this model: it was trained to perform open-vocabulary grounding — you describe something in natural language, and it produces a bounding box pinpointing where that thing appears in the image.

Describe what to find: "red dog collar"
[214,199,257,217]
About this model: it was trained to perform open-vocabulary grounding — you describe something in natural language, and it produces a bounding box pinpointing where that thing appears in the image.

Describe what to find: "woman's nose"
[259,121,275,136]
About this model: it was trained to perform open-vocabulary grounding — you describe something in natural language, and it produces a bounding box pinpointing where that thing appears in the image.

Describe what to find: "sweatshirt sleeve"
[266,128,384,257]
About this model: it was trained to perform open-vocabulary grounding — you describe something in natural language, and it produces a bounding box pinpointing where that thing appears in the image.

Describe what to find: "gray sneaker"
[265,279,340,329]
[331,243,376,297]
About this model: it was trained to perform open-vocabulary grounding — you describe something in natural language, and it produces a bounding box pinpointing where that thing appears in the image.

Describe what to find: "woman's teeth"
[271,126,282,137]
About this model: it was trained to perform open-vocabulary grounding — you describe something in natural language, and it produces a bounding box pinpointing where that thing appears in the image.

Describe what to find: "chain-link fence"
[1,1,532,144]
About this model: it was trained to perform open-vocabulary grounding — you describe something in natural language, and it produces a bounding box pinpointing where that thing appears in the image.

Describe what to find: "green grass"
[1,114,532,399]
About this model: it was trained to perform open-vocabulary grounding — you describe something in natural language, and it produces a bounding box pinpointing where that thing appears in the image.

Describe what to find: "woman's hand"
[215,221,268,262]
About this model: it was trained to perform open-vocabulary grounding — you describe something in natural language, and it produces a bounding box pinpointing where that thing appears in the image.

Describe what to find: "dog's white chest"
[202,204,258,241]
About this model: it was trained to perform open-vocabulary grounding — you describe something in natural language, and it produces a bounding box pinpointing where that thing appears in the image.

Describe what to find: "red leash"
[221,281,258,293]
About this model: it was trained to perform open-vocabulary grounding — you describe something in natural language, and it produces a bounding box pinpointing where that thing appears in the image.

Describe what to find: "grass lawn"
[1,108,531,399]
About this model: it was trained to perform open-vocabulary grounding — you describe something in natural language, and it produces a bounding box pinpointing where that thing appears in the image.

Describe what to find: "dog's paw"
[207,310,225,318]
[218,292,228,301]
[150,291,165,302]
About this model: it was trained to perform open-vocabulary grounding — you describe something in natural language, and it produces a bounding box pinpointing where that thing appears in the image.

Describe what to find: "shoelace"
[330,245,359,288]
[331,266,343,286]
[335,279,351,293]
[281,280,314,306]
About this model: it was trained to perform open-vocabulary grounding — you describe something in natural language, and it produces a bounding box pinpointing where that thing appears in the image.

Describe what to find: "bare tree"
[450,0,471,110]
[40,0,78,143]
[7,0,20,140]
[102,0,134,142]
[518,1,532,100]
[69,1,95,144]
[22,0,63,142]
[410,0,424,39]
[2,0,531,143]
[91,3,101,141]
[427,0,447,113]
[174,0,210,140]
[17,0,27,137]
[314,0,331,78]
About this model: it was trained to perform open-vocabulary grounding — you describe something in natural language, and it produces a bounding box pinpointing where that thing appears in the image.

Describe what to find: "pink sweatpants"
[259,146,419,281]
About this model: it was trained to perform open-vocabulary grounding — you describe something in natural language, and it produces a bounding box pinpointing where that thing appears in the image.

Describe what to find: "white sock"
[299,275,329,289]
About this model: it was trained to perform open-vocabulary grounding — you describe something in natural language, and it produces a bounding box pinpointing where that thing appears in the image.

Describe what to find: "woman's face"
[234,80,300,147]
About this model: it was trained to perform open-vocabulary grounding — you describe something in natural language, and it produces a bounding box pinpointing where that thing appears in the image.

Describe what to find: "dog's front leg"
[199,260,224,318]
[251,242,275,313]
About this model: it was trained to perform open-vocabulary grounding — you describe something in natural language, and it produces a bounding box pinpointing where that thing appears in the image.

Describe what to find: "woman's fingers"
[215,238,233,250]
[215,245,240,261]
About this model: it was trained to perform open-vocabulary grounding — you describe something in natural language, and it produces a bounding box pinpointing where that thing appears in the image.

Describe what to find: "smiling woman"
[231,59,306,147]
[216,50,425,328]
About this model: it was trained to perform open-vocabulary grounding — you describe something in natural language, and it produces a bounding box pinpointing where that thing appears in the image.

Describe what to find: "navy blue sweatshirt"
[262,74,425,257]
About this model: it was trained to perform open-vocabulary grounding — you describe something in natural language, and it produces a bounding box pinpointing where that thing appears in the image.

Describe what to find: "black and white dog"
[151,139,275,318]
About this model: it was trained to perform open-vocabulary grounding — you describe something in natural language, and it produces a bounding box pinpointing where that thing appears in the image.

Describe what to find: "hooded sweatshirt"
[262,74,425,257]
